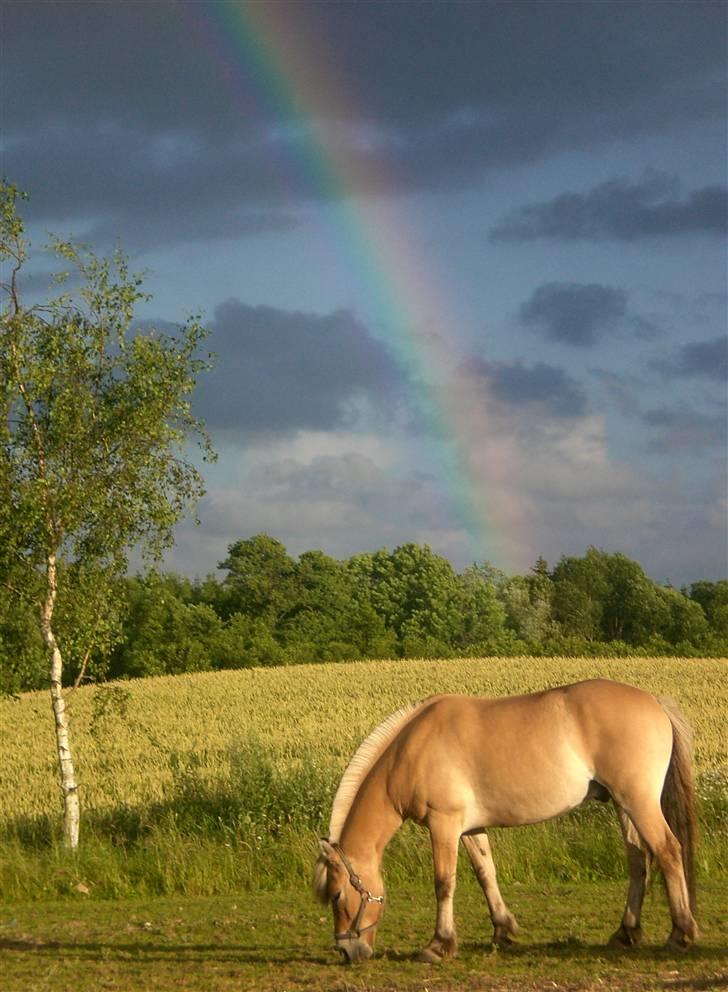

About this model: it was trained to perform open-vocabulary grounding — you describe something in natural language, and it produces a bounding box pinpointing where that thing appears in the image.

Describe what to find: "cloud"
[519,282,627,346]
[6,2,721,136]
[489,361,587,418]
[451,357,588,420]
[162,399,725,586]
[4,2,725,243]
[165,431,472,572]
[86,206,300,251]
[190,301,589,448]
[490,173,728,241]
[192,300,403,437]
[5,124,305,248]
[643,405,727,454]
[652,335,728,382]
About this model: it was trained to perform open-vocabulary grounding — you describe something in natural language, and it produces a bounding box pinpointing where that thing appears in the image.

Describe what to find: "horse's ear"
[314,838,345,902]
[319,838,337,862]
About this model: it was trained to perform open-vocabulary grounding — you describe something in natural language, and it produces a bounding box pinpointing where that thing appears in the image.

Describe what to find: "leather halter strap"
[331,842,384,942]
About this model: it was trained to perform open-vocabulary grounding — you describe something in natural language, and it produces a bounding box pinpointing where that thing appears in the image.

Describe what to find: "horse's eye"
[332,890,343,904]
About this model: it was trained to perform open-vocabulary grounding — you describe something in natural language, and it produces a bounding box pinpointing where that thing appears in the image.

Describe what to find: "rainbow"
[181,0,533,570]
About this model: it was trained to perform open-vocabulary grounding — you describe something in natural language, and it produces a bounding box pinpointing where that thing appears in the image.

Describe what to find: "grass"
[2,880,727,992]
[2,657,726,824]
[1,657,726,900]
[1,656,726,989]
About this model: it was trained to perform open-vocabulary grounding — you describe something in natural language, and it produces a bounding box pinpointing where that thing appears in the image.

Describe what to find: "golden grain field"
[1,657,726,827]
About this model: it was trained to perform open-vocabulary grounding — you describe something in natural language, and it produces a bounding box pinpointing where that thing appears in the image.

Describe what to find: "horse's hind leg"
[461,831,519,948]
[623,797,698,948]
[610,806,651,948]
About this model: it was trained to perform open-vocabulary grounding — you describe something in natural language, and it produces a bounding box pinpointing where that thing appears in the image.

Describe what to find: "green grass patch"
[2,742,726,901]
[1,881,726,992]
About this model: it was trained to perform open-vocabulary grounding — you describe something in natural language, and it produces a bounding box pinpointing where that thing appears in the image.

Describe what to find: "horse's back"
[410,678,665,746]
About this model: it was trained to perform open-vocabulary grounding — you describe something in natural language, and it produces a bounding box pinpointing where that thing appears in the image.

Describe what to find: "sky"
[2,0,727,585]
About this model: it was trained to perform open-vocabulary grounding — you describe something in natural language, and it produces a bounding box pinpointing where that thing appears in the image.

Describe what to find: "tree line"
[2,534,726,694]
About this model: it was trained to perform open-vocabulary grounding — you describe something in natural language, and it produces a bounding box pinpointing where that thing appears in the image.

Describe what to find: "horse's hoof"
[493,929,516,950]
[416,936,457,963]
[609,925,642,948]
[667,930,693,952]
[416,947,444,964]
[491,939,516,954]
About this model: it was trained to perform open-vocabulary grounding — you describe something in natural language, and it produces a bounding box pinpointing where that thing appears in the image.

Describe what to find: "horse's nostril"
[336,938,373,963]
[336,941,353,964]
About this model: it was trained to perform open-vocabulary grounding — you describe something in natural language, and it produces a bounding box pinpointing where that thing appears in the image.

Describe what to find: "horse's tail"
[659,696,698,914]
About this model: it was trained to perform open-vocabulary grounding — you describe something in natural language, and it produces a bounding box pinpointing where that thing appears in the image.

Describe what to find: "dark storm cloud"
[463,359,588,419]
[193,297,589,437]
[491,362,588,418]
[7,1,724,135]
[643,405,727,454]
[652,335,728,382]
[3,1,725,239]
[519,283,627,347]
[193,300,402,435]
[85,206,299,252]
[4,123,304,246]
[490,173,728,241]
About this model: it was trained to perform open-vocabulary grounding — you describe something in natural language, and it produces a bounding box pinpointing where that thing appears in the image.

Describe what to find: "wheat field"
[2,656,726,828]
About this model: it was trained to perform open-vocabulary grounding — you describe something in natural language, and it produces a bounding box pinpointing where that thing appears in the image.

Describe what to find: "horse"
[313,678,698,963]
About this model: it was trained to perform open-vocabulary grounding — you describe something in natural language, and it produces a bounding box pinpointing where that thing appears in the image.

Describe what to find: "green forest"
[2,534,726,694]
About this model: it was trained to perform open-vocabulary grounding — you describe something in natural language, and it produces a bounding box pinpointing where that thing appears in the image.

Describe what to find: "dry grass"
[1,656,726,827]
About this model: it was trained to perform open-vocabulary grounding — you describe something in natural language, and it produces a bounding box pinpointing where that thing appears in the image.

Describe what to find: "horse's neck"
[339,764,402,865]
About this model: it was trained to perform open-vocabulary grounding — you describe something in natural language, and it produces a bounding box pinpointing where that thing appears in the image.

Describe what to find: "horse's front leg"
[417,812,461,963]
[461,831,519,948]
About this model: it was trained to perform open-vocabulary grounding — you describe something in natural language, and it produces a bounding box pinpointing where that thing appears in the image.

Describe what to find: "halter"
[331,842,385,942]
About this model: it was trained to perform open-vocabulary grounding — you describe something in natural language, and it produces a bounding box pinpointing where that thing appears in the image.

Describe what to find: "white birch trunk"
[42,552,80,849]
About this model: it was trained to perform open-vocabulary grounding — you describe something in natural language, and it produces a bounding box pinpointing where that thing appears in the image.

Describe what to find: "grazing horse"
[313,679,698,963]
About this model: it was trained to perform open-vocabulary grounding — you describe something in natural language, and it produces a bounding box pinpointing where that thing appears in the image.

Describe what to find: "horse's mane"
[328,699,429,842]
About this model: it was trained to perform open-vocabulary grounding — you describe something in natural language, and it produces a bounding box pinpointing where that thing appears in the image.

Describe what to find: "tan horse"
[313,679,698,963]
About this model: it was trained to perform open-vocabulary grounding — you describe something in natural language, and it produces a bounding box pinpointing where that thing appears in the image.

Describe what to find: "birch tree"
[0,181,214,848]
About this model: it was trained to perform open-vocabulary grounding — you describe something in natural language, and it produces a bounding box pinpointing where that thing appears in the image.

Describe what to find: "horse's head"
[313,838,384,963]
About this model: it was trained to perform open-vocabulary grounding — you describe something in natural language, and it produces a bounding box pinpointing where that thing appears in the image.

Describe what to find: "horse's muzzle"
[336,936,373,964]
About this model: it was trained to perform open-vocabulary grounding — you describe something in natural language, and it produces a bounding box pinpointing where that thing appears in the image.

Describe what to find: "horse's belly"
[460,759,593,829]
